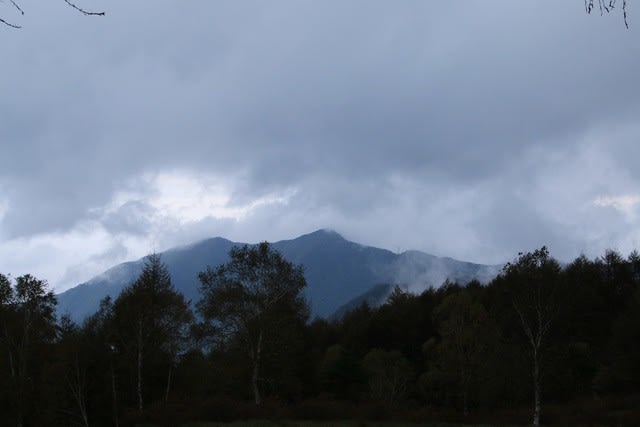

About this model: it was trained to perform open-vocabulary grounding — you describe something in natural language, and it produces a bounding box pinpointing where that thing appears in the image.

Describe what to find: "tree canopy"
[0,274,57,426]
[112,253,193,411]
[197,242,309,404]
[1,244,640,425]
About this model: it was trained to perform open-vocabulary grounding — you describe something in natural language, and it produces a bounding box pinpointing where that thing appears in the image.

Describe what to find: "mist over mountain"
[57,229,501,322]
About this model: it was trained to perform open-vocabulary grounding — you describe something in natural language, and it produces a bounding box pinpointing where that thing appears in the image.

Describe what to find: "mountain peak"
[57,230,500,322]
[303,228,344,238]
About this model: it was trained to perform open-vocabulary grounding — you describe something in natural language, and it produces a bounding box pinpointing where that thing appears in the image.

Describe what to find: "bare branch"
[512,299,536,350]
[9,0,24,16]
[586,0,629,28]
[0,16,21,28]
[2,0,104,28]
[0,0,23,28]
[63,0,105,17]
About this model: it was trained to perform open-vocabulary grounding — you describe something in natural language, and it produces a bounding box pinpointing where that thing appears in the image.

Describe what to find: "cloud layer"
[1,1,639,291]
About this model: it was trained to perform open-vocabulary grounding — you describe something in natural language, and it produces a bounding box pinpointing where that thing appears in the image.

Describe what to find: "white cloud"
[0,199,7,223]
[593,195,640,209]
[593,195,640,224]
[0,223,115,290]
[0,170,297,292]
[96,171,296,225]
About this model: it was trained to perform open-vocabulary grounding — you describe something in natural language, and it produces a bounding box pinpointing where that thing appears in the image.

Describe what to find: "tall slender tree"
[501,247,562,426]
[197,242,309,405]
[56,315,90,427]
[112,254,192,411]
[0,274,57,427]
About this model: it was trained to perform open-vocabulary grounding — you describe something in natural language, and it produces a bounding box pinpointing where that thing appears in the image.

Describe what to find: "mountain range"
[56,229,502,322]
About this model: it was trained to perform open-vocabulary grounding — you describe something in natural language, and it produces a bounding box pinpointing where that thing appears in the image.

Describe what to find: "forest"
[1,243,639,426]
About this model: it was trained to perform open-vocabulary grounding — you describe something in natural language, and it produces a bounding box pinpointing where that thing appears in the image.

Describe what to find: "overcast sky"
[1,1,639,292]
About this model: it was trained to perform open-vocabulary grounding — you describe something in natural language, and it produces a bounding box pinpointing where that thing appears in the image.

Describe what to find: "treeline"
[1,245,640,426]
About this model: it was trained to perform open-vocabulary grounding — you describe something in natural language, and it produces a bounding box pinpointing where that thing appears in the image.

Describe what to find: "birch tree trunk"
[504,248,560,427]
[251,330,263,405]
[68,356,89,427]
[533,354,541,426]
[137,318,144,412]
[165,364,172,402]
[110,359,119,427]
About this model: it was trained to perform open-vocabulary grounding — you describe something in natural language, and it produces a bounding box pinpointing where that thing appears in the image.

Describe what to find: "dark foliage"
[1,245,640,425]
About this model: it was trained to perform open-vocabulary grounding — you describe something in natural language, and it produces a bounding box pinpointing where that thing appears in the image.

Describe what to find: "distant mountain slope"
[331,283,394,320]
[57,229,501,322]
[272,230,398,317]
[330,251,503,319]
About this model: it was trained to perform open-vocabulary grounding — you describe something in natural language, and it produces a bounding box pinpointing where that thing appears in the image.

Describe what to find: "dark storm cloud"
[1,0,639,289]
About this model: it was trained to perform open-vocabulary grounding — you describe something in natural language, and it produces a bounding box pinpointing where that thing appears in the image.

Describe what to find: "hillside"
[57,229,500,321]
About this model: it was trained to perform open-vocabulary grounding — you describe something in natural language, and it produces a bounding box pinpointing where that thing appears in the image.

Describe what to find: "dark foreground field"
[128,394,640,427]
[164,422,517,427]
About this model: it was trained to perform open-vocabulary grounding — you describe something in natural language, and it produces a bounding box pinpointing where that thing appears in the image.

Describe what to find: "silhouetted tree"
[609,288,640,388]
[0,274,57,427]
[363,348,413,404]
[318,344,365,400]
[55,315,90,427]
[112,254,192,411]
[82,296,121,427]
[425,291,497,415]
[501,247,562,426]
[197,242,309,404]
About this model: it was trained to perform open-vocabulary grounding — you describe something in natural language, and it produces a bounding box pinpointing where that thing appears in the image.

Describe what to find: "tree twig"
[9,0,24,16]
[586,0,629,27]
[0,17,21,29]
[63,0,105,16]
[1,0,104,28]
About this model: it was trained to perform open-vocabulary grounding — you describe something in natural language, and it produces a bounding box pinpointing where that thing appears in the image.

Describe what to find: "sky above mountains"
[1,1,639,292]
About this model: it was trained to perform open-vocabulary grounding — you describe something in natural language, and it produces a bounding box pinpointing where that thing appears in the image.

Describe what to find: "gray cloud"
[99,200,157,236]
[1,0,639,290]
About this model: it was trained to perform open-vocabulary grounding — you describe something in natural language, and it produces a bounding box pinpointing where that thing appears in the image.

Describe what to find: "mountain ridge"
[56,229,502,322]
